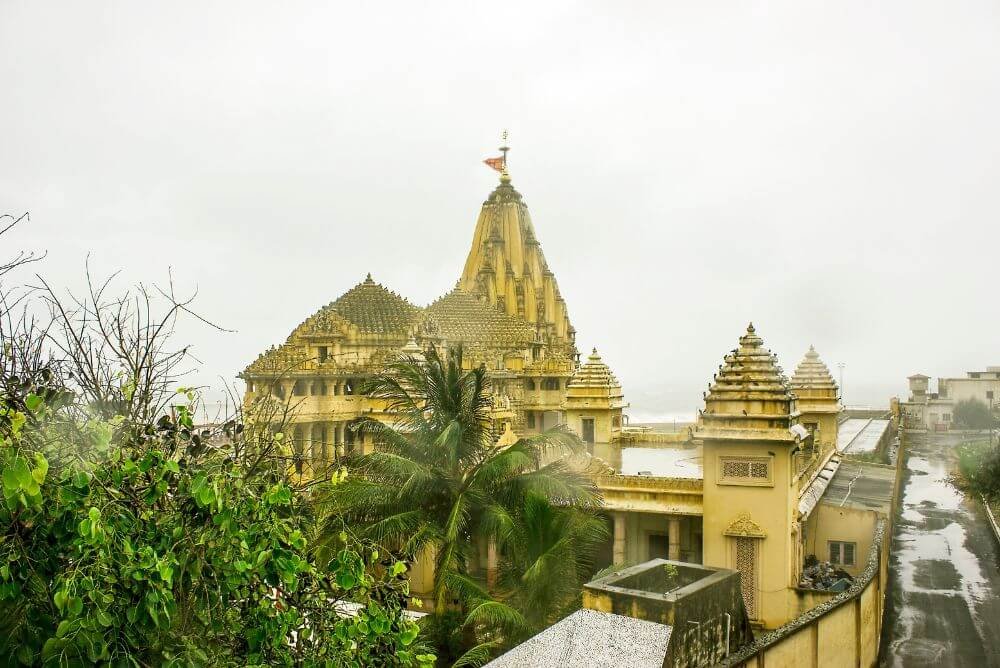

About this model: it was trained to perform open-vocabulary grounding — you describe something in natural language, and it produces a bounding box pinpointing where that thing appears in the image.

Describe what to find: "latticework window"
[719,457,772,484]
[735,537,758,619]
[722,459,751,478]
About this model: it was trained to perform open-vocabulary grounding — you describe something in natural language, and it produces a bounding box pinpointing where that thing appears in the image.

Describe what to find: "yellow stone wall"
[804,505,878,579]
[702,438,798,629]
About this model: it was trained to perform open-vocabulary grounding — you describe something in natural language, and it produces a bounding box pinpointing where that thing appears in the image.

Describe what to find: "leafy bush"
[954,439,1000,500]
[0,372,432,666]
[953,398,994,430]
[0,243,433,666]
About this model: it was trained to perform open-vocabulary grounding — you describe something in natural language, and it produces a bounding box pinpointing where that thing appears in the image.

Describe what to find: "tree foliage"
[318,347,605,664]
[0,246,433,666]
[953,398,994,430]
[955,439,1000,501]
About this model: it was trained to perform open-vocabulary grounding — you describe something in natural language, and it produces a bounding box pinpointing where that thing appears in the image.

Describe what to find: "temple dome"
[695,323,799,443]
[423,288,536,348]
[790,346,838,393]
[303,274,421,337]
[398,336,424,360]
[565,348,625,410]
[458,175,574,350]
[789,346,840,416]
[569,349,623,390]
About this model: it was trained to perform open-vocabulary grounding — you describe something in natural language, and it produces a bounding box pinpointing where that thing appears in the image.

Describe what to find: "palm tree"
[318,346,601,631]
[454,494,610,665]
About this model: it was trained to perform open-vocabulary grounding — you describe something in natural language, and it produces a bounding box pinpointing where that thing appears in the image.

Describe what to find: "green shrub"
[0,377,433,666]
[953,398,994,430]
[955,440,1000,500]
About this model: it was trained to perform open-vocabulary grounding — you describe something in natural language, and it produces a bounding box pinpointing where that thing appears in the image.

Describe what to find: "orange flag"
[483,156,505,172]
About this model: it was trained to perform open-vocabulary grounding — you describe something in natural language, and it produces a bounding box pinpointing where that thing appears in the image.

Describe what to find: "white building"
[901,368,1000,430]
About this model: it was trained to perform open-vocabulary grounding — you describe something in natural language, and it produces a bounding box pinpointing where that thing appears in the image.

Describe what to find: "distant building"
[901,368,1000,430]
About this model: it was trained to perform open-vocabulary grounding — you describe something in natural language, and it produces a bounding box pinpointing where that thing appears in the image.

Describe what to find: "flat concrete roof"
[836,418,870,451]
[820,460,895,514]
[620,445,703,478]
[485,608,671,668]
[842,419,892,454]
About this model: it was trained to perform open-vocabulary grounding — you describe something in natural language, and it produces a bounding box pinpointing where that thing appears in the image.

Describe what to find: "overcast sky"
[2,1,998,420]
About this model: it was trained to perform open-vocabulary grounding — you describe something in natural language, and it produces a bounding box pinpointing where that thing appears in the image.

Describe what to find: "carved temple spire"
[458,141,575,352]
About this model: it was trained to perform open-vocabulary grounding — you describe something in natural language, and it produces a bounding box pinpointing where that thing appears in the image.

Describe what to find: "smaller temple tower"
[790,346,841,454]
[697,324,810,629]
[563,349,625,458]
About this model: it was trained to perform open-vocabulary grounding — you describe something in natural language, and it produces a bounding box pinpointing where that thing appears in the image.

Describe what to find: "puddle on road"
[912,559,962,590]
[888,436,995,667]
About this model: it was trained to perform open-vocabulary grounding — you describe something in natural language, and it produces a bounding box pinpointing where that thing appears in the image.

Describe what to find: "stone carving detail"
[724,513,767,538]
[418,316,439,337]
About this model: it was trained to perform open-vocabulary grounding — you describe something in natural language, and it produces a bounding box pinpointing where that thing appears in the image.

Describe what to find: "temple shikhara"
[242,161,580,464]
[242,146,898,666]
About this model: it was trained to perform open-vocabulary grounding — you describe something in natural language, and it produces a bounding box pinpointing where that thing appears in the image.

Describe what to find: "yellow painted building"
[241,165,580,473]
[695,324,812,628]
[790,346,841,455]
[241,155,895,650]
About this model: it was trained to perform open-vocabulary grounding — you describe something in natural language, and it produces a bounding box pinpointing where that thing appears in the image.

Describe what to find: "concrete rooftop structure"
[485,608,671,668]
[821,460,896,514]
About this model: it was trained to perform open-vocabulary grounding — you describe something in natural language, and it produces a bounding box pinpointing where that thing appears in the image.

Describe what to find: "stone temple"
[242,165,581,468]
[242,154,899,664]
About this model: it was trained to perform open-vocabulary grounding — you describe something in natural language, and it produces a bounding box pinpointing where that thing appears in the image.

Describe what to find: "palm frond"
[463,600,528,637]
[452,641,502,668]
[477,503,516,550]
[499,462,603,509]
[443,571,491,605]
[512,425,587,461]
[362,509,428,552]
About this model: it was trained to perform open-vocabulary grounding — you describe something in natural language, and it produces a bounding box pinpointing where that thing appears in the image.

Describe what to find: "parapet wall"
[616,430,690,445]
[584,560,753,668]
[718,518,888,668]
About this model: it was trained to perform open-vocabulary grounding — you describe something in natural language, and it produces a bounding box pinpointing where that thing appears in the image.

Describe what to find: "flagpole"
[500,129,510,172]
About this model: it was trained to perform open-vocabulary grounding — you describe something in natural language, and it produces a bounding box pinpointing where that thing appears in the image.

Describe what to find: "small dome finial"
[364,273,374,284]
[747,322,755,333]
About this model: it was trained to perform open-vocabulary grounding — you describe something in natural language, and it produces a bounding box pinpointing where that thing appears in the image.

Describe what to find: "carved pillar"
[613,513,626,566]
[668,517,681,561]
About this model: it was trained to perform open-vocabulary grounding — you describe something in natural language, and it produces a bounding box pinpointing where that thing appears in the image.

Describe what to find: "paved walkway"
[881,433,1000,667]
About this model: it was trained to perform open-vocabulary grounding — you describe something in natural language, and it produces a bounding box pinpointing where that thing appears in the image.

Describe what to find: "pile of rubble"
[798,560,853,592]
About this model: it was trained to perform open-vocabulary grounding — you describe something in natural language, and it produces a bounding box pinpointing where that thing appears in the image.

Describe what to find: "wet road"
[881,433,1000,667]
